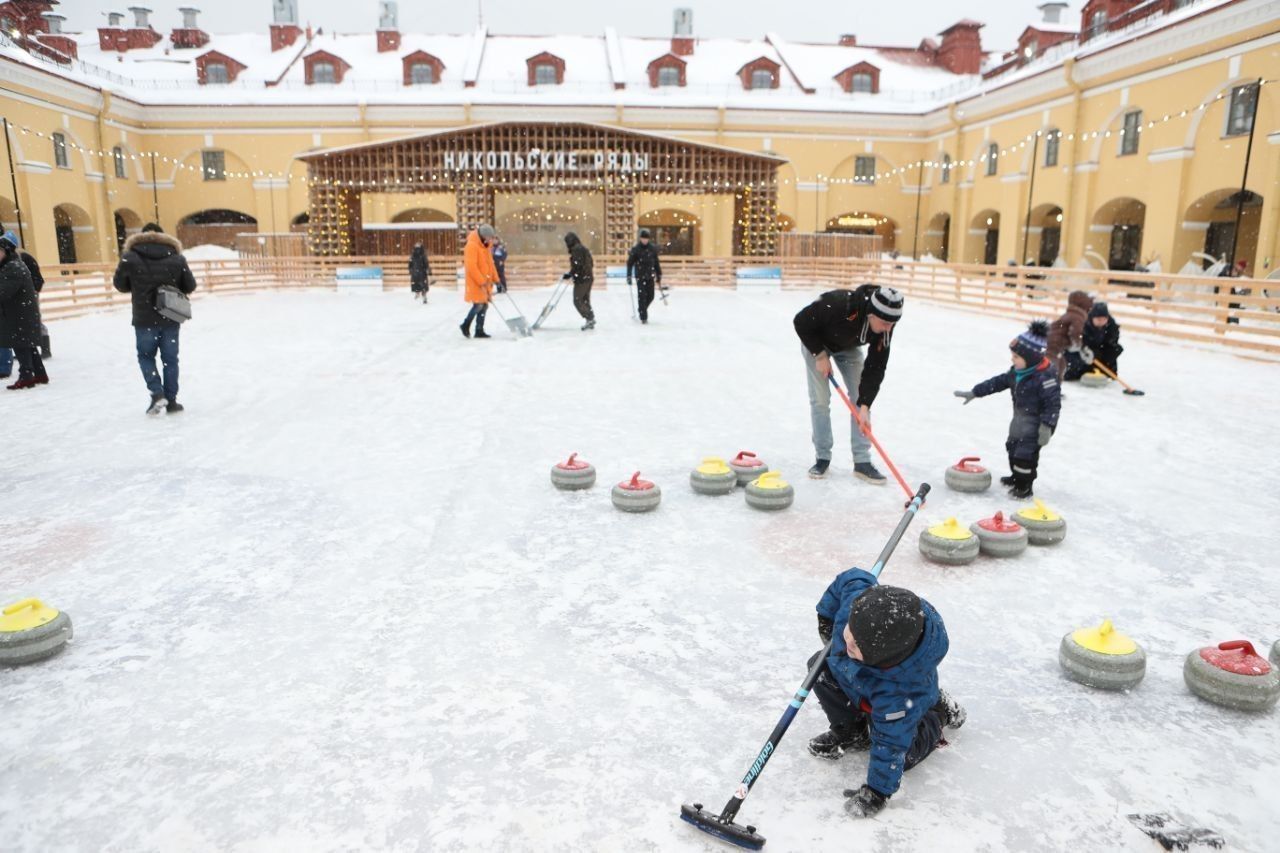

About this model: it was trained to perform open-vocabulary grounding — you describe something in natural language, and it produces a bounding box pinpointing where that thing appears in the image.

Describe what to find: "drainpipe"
[95,90,116,258]
[1062,57,1085,265]
[948,101,962,262]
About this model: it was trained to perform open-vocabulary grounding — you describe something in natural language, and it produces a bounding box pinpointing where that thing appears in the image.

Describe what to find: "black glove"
[562,272,572,280]
[626,277,633,285]
[953,390,976,405]
[818,615,834,643]
[1038,424,1053,447]
[843,785,888,818]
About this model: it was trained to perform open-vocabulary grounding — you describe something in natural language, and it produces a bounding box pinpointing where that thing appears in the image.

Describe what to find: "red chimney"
[671,7,693,56]
[171,7,210,49]
[839,34,857,46]
[376,0,399,52]
[937,19,983,75]
[377,30,399,52]
[270,22,302,51]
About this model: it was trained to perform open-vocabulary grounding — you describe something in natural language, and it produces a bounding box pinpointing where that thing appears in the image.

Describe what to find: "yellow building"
[0,0,1277,274]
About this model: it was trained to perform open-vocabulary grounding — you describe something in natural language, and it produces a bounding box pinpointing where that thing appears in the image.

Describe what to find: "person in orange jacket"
[460,224,500,339]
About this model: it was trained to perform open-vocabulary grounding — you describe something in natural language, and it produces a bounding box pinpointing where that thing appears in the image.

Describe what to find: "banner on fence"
[336,266,383,293]
[736,265,782,293]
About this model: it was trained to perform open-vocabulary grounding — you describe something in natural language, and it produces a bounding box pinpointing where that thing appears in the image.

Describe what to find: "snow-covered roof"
[767,36,966,98]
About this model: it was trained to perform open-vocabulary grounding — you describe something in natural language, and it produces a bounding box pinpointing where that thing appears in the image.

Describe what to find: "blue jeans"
[136,324,181,401]
[0,348,10,375]
[802,344,872,464]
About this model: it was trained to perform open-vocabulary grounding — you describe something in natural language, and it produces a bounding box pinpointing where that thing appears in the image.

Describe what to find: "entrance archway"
[113,208,143,254]
[967,209,1000,265]
[1091,197,1146,271]
[494,193,604,255]
[178,209,258,250]
[1176,189,1262,274]
[360,207,457,256]
[53,203,98,264]
[824,211,896,251]
[923,212,950,261]
[638,208,700,255]
[1025,204,1064,266]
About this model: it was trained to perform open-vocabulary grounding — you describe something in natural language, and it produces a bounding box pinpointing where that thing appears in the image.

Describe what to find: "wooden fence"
[35,255,1280,358]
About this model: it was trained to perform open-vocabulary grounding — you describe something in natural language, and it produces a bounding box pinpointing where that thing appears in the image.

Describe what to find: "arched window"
[52,132,69,169]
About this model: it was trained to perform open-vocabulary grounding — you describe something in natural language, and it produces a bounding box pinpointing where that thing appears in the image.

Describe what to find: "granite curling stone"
[744,471,794,511]
[918,518,980,565]
[1183,640,1280,712]
[690,457,738,496]
[970,511,1029,557]
[944,456,992,493]
[0,598,73,666]
[1080,370,1111,388]
[550,452,596,491]
[1015,499,1067,546]
[729,451,769,487]
[1059,619,1146,691]
[612,472,662,512]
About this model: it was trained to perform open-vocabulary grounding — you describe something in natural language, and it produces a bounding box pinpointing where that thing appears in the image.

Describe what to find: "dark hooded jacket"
[1046,290,1093,360]
[113,231,198,327]
[626,240,662,283]
[0,249,42,347]
[816,568,948,796]
[792,284,895,407]
[408,245,431,290]
[564,233,593,284]
[1082,315,1123,368]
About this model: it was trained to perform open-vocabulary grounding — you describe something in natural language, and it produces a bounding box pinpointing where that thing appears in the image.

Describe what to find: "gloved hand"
[954,390,976,405]
[562,272,572,280]
[843,785,888,818]
[818,614,834,643]
[627,277,633,286]
[1081,346,1095,365]
[1038,424,1053,447]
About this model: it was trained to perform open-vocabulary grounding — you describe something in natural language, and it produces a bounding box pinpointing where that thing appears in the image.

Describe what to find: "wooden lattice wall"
[300,122,782,257]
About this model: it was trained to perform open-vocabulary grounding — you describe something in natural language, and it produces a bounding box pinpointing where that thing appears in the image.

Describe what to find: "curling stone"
[744,471,794,511]
[944,456,992,493]
[1081,370,1110,388]
[0,598,73,666]
[729,451,769,487]
[690,457,737,496]
[612,472,662,513]
[969,511,1029,557]
[550,453,596,491]
[1271,639,1279,669]
[1059,619,1146,691]
[1014,499,1067,546]
[1184,640,1280,712]
[918,518,980,565]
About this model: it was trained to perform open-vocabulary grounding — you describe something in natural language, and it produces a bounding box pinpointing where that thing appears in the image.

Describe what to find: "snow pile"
[182,244,240,261]
[1,288,1276,850]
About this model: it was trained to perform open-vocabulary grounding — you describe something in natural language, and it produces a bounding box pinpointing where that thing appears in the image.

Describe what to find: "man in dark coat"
[562,232,595,331]
[807,568,965,818]
[0,231,43,378]
[0,230,47,390]
[113,223,197,415]
[955,321,1062,499]
[491,238,508,294]
[626,228,662,324]
[1046,290,1093,381]
[792,284,903,483]
[1065,301,1124,379]
[409,243,431,303]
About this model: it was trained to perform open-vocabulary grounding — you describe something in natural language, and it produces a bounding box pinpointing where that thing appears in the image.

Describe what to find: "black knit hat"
[848,586,925,668]
[638,228,651,239]
[867,286,904,322]
[1088,301,1110,319]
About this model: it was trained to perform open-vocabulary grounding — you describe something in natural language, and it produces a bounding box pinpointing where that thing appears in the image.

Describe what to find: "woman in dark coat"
[0,230,47,390]
[409,243,431,303]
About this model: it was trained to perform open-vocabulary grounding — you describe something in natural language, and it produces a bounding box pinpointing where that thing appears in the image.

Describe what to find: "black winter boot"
[808,724,871,760]
[459,320,471,338]
[474,314,491,339]
[934,688,966,729]
[808,459,831,479]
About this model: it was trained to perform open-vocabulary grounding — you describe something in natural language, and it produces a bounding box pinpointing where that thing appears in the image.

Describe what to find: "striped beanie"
[1010,320,1049,363]
[868,286,905,322]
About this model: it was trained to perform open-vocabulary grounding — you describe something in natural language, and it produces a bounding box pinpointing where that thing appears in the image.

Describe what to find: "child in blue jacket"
[808,568,966,818]
[954,320,1061,499]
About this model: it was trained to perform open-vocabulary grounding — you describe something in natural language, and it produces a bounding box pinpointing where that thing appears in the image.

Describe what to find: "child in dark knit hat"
[1064,301,1124,380]
[808,570,965,819]
[954,320,1062,499]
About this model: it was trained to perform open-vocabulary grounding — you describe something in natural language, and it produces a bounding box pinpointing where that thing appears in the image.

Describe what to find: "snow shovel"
[659,282,670,306]
[1089,361,1145,396]
[532,279,571,330]
[828,373,916,502]
[679,483,931,850]
[490,291,532,338]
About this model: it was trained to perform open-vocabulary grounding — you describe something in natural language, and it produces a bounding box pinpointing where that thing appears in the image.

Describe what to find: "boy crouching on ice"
[808,568,965,818]
[954,320,1061,500]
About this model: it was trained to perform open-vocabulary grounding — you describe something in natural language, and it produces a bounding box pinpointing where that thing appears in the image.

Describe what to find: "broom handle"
[1089,360,1137,392]
[715,483,931,825]
[828,374,915,500]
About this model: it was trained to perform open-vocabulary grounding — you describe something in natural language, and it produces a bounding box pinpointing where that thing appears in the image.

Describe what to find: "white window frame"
[205,62,229,85]
[1044,130,1060,168]
[1119,110,1141,156]
[201,149,226,182]
[854,155,876,185]
[851,72,873,94]
[409,62,435,85]
[656,65,680,87]
[1224,83,1257,137]
[113,146,127,178]
[312,61,336,85]
[749,68,774,90]
[534,63,558,86]
[940,153,951,184]
[52,132,69,169]
[985,143,999,176]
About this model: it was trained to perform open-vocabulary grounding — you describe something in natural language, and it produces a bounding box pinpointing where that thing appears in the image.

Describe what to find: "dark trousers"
[13,345,45,382]
[636,277,656,319]
[1063,350,1119,381]
[807,650,944,774]
[572,277,594,321]
[136,325,180,401]
[1006,415,1041,488]
[462,303,488,331]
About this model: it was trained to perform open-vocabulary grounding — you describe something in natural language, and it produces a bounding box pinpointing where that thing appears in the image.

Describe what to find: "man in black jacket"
[793,284,904,482]
[113,223,197,415]
[0,230,46,390]
[0,231,43,379]
[562,232,595,331]
[626,228,663,324]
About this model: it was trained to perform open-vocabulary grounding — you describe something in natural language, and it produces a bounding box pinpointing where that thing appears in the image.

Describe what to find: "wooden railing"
[35,254,1280,357]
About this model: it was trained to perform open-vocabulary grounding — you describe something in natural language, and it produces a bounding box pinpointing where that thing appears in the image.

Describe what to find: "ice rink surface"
[3,284,1277,852]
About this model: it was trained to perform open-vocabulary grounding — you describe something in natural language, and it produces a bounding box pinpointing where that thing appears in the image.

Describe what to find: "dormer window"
[534,63,557,85]
[410,62,434,84]
[304,50,350,85]
[750,68,774,89]
[647,54,687,88]
[402,51,445,87]
[206,61,229,84]
[851,73,873,93]
[658,66,680,87]
[834,62,879,95]
[525,52,565,87]
[313,61,336,84]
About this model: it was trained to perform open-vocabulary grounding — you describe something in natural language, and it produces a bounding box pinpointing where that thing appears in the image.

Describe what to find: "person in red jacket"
[460,224,499,339]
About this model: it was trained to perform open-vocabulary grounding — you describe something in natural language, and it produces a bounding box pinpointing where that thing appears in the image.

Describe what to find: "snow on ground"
[183,245,241,261]
[2,285,1278,852]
